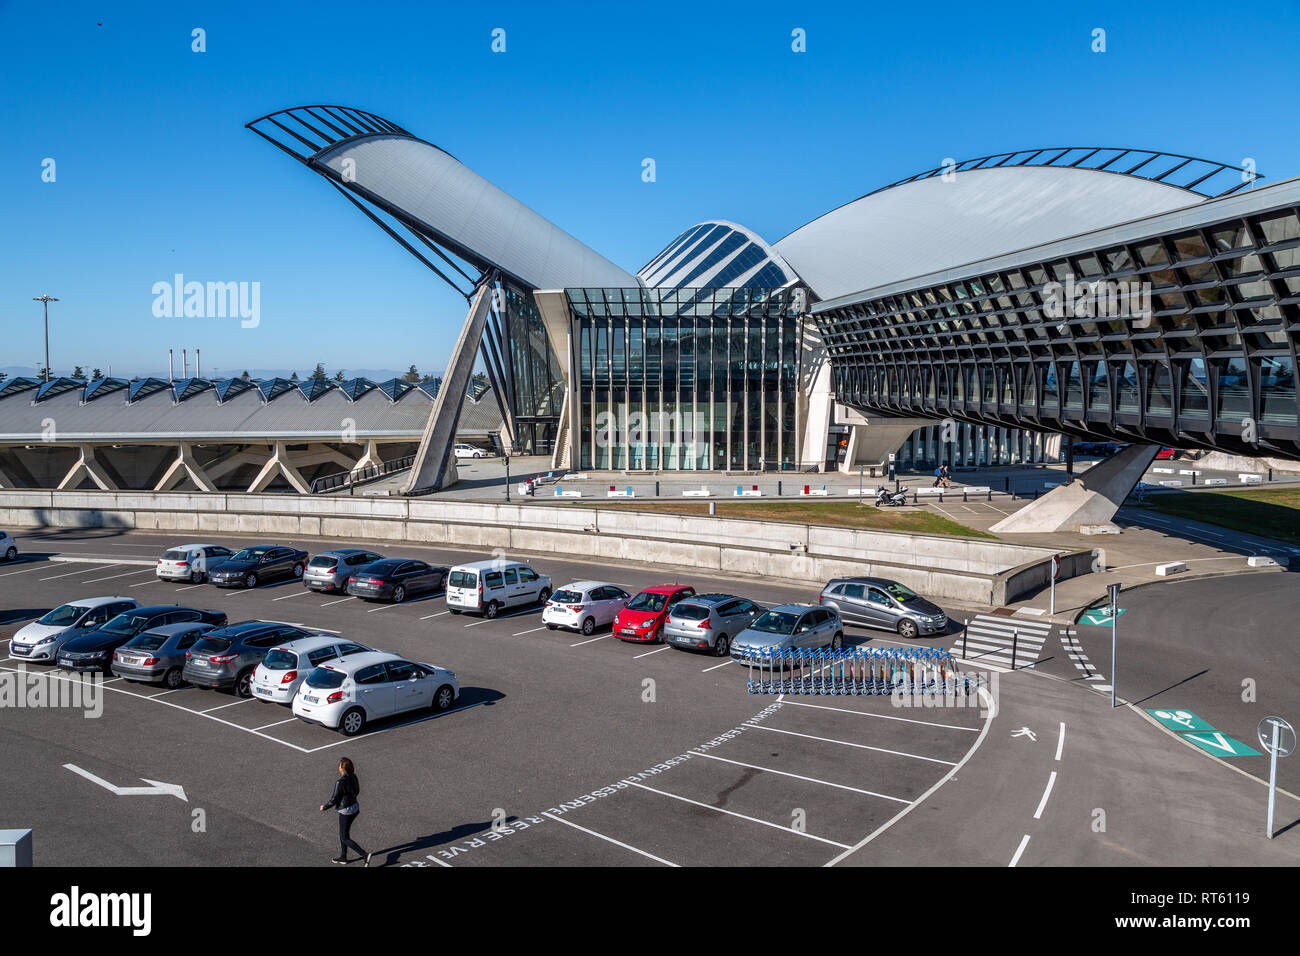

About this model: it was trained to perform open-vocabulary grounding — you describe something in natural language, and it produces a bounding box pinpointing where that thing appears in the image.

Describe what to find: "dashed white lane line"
[82,568,153,583]
[1033,771,1058,820]
[1055,722,1065,761]
[273,590,312,601]
[321,597,356,607]
[570,634,608,647]
[1009,834,1031,867]
[40,564,109,581]
[692,750,911,803]
[745,723,958,766]
[632,645,670,659]
[701,659,734,672]
[780,697,980,732]
[628,781,850,849]
[541,812,679,867]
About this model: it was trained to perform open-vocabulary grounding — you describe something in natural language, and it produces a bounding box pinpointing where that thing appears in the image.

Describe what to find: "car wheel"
[245,572,258,589]
[163,667,184,689]
[433,684,455,712]
[829,631,843,650]
[485,601,500,619]
[581,617,595,636]
[393,585,406,603]
[5,547,16,561]
[713,634,730,657]
[292,563,304,578]
[546,623,557,630]
[232,669,255,698]
[537,587,551,606]
[449,608,462,615]
[190,569,204,584]
[897,619,919,641]
[340,708,366,737]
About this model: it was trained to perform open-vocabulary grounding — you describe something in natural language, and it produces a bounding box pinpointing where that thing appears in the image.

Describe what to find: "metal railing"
[309,454,415,494]
[738,646,970,696]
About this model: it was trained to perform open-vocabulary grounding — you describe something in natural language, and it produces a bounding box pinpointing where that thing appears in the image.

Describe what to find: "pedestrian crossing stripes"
[951,615,1051,670]
[1060,629,1112,692]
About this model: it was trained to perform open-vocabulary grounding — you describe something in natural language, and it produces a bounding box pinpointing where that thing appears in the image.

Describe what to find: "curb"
[1069,564,1285,625]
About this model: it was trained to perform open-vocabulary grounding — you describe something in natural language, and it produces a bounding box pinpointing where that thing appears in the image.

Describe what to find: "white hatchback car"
[453,443,487,459]
[251,635,373,704]
[542,581,632,636]
[292,651,459,736]
[156,543,234,583]
[0,530,17,562]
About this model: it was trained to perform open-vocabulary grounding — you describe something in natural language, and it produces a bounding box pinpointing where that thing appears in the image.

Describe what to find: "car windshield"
[230,548,270,562]
[627,592,667,613]
[37,604,89,626]
[126,632,169,651]
[101,612,154,636]
[449,570,477,588]
[308,556,337,568]
[749,610,798,635]
[162,549,189,561]
[672,603,709,621]
[305,667,346,689]
[552,589,583,604]
[263,649,298,670]
[883,583,919,603]
[192,636,232,654]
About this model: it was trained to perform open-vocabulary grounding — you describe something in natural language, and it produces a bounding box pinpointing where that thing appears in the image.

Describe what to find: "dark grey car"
[183,621,314,697]
[111,621,216,688]
[303,549,384,593]
[818,577,947,640]
[664,593,764,656]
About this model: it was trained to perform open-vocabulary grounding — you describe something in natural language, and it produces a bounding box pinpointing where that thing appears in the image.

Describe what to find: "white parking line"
[779,697,980,732]
[273,591,312,602]
[513,626,548,636]
[82,569,154,583]
[541,812,678,866]
[1008,834,1031,867]
[570,634,607,647]
[1055,722,1065,761]
[0,564,48,577]
[365,602,400,612]
[463,610,533,627]
[40,564,110,581]
[1033,771,1058,820]
[174,583,207,591]
[201,697,256,713]
[701,659,733,672]
[628,781,850,848]
[632,646,670,659]
[253,717,299,731]
[130,580,158,587]
[420,611,448,620]
[745,723,957,766]
[691,750,911,803]
[320,597,356,607]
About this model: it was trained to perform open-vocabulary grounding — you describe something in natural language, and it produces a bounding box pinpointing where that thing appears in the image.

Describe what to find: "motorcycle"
[875,485,909,507]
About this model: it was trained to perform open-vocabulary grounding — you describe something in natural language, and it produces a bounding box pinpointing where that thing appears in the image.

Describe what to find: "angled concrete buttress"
[990,442,1160,533]
[403,281,495,494]
[835,405,932,474]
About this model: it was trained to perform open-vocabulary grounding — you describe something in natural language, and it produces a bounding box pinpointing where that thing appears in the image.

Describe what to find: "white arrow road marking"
[64,763,187,801]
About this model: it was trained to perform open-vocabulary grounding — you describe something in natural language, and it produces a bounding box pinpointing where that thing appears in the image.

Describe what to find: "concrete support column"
[350,440,382,475]
[155,443,218,493]
[246,442,311,495]
[990,442,1159,533]
[57,445,118,491]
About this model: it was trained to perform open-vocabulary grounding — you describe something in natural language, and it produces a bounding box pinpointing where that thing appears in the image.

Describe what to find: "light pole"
[33,295,58,381]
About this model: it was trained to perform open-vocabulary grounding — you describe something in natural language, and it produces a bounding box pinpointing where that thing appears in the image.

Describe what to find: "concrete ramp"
[991,442,1159,533]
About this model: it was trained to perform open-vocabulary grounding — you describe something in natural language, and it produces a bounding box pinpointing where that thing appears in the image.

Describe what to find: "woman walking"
[320,757,371,866]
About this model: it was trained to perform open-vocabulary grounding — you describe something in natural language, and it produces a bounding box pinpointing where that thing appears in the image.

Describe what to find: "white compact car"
[9,596,139,663]
[0,530,17,562]
[251,635,372,704]
[542,581,632,635]
[453,443,487,459]
[292,651,459,736]
[156,543,234,583]
[445,559,551,618]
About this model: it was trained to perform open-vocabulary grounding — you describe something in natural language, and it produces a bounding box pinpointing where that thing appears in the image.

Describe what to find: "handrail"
[309,454,415,494]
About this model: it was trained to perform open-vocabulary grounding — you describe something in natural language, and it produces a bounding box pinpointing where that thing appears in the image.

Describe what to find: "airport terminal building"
[1,106,1295,493]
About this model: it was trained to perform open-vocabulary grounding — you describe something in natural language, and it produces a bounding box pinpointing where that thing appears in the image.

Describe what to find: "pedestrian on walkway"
[939,464,953,489]
[320,756,371,866]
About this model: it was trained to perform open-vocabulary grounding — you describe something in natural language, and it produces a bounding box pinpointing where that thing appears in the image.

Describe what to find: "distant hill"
[1,365,409,382]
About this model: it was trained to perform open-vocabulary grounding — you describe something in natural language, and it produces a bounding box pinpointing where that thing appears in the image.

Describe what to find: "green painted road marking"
[1180,731,1262,758]
[1147,709,1217,733]
[1081,607,1126,626]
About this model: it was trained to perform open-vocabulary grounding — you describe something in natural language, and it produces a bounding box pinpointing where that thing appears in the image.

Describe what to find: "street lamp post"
[33,295,58,381]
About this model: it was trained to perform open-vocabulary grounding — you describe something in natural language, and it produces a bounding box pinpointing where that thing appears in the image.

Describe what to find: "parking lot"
[0,528,990,867]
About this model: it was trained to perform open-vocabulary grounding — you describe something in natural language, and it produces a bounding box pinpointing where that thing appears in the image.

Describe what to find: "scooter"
[875,485,909,507]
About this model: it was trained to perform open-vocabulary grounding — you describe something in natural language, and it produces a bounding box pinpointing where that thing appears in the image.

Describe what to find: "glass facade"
[816,205,1300,460]
[501,284,564,455]
[567,287,801,471]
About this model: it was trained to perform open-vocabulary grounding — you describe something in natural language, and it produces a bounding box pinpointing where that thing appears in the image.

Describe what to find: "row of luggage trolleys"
[738,646,975,696]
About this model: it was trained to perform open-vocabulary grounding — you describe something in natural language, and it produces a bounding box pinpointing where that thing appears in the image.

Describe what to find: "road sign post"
[1108,581,1121,708]
[1258,716,1295,839]
[1049,554,1061,616]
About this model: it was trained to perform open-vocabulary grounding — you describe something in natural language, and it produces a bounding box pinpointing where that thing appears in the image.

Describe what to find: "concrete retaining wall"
[0,490,1092,606]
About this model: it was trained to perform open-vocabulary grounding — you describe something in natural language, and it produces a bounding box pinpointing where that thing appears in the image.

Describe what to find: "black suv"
[57,605,228,674]
[183,620,315,697]
[209,545,309,588]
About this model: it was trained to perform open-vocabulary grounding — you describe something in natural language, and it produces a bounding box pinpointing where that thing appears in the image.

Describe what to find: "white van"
[445,559,551,618]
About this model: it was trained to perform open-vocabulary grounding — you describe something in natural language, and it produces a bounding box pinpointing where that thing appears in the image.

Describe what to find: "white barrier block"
[1158,480,1184,487]
[915,487,946,496]
[1080,523,1121,535]
[800,487,829,496]
[1151,467,1174,473]
[1204,478,1228,486]
[844,488,872,496]
[1155,561,1187,576]
[963,486,990,494]
[1178,469,1201,476]
[561,473,589,481]
[1239,473,1263,484]
[1247,556,1281,567]
[682,488,711,497]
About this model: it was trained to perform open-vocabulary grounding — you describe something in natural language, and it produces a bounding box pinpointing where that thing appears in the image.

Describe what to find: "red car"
[613,585,696,643]
[1155,447,1176,460]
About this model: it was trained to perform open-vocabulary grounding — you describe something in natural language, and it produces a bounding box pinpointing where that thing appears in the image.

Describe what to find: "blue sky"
[3,0,1298,379]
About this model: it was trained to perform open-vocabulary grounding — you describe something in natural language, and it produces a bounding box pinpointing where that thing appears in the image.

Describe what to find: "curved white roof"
[774,165,1205,301]
[314,134,639,290]
[638,220,798,289]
